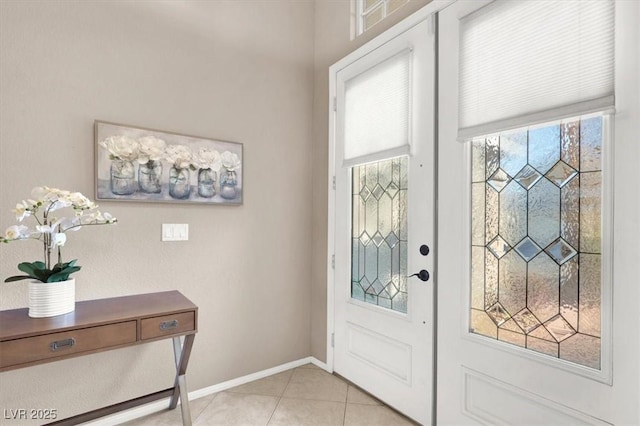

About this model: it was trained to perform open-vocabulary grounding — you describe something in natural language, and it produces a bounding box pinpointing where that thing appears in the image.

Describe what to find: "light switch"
[162,224,189,241]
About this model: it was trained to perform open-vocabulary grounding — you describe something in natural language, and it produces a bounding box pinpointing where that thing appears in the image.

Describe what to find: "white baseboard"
[86,356,330,425]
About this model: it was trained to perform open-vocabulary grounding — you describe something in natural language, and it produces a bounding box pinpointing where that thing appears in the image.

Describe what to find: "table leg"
[170,334,195,425]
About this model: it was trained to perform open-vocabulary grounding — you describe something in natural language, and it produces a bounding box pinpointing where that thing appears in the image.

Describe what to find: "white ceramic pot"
[28,279,75,318]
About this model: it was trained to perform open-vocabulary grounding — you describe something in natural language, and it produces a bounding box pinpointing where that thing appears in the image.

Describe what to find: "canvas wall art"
[95,121,243,205]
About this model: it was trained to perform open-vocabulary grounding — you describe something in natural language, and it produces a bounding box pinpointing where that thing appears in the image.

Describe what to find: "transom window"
[356,0,409,36]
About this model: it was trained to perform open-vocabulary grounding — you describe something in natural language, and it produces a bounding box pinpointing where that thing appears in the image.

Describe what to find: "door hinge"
[331,254,335,269]
[332,175,336,190]
[331,332,335,348]
[333,96,337,112]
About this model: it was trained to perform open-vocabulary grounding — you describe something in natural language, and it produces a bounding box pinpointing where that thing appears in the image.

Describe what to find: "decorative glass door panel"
[332,16,434,424]
[351,156,408,313]
[470,116,603,369]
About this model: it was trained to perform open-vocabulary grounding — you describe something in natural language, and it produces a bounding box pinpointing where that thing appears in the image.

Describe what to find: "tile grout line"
[265,366,297,425]
[192,392,220,424]
[342,385,349,426]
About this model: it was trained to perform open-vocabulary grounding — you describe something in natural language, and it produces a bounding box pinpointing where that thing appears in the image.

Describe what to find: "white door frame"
[326,0,454,375]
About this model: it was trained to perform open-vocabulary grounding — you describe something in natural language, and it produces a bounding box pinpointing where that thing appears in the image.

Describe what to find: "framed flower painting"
[95,121,243,205]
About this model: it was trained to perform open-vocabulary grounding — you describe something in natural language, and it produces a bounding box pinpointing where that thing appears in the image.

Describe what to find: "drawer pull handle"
[50,338,75,351]
[160,320,179,330]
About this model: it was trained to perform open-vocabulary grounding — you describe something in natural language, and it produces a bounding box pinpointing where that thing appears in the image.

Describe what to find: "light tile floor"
[124,363,417,426]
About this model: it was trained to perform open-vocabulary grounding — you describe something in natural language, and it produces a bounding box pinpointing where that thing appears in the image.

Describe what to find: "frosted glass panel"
[469,116,603,370]
[344,50,411,164]
[352,157,408,313]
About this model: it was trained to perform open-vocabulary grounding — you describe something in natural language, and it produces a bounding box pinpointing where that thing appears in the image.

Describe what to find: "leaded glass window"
[470,116,603,370]
[351,156,408,313]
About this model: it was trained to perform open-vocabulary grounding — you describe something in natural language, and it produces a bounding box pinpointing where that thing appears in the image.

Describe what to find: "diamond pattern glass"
[514,237,541,262]
[469,117,603,370]
[486,302,511,326]
[545,238,577,265]
[514,164,542,190]
[546,161,578,187]
[544,315,576,342]
[351,157,408,313]
[487,235,511,259]
[487,168,511,192]
[512,308,541,334]
[372,232,385,247]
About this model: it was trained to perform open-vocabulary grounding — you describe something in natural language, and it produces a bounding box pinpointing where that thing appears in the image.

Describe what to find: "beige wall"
[310,0,432,361]
[0,0,314,422]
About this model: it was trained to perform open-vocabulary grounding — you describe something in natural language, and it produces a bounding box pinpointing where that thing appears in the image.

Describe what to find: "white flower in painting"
[165,144,193,169]
[220,151,241,171]
[99,135,139,161]
[51,233,67,247]
[196,148,221,169]
[4,225,29,240]
[137,136,166,164]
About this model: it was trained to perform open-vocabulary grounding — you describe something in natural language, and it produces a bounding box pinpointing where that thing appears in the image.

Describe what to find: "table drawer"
[141,311,195,340]
[0,321,137,369]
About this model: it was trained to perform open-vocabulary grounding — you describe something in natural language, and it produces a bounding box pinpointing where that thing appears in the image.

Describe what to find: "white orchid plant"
[0,187,117,283]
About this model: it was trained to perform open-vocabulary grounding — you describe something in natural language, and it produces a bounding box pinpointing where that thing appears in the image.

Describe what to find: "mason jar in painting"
[219,168,237,200]
[138,160,163,193]
[197,168,216,198]
[169,166,191,199]
[110,159,136,195]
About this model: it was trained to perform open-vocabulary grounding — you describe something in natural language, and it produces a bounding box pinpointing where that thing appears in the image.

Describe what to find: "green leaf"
[17,262,36,276]
[4,275,38,283]
[48,266,80,282]
[33,269,50,281]
[32,261,46,269]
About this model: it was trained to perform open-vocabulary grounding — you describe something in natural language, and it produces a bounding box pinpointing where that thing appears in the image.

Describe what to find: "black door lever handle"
[409,270,430,282]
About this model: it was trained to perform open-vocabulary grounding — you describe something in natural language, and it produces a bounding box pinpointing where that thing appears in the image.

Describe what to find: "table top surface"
[0,290,197,341]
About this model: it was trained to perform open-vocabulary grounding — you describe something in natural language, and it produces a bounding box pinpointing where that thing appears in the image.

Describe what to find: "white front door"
[330,17,436,425]
[437,1,640,425]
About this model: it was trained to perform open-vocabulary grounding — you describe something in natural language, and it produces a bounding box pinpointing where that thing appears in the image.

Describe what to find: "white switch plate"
[162,224,189,241]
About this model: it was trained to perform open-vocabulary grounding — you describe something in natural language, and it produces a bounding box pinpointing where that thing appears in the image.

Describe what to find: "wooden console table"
[0,290,197,425]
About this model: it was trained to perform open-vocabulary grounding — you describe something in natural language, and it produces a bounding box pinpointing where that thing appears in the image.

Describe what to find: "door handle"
[409,270,430,282]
